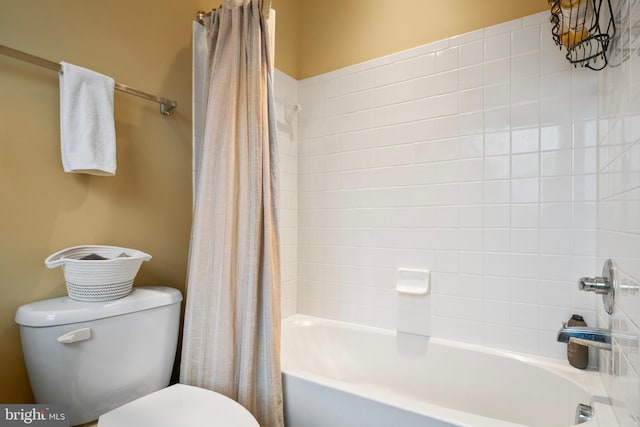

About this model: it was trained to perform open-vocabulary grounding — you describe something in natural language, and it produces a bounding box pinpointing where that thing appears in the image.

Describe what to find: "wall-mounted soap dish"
[395,268,430,295]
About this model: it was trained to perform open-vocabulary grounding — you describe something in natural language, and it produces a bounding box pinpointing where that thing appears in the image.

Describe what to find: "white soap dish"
[395,268,430,295]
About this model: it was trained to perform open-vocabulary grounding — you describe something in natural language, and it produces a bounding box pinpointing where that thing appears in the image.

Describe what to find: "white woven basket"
[45,245,152,302]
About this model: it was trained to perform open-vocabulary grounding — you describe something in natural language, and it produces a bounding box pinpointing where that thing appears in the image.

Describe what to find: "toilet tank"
[15,286,182,426]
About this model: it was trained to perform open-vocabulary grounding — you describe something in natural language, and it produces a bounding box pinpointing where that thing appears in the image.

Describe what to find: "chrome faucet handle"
[577,259,616,315]
[578,276,611,294]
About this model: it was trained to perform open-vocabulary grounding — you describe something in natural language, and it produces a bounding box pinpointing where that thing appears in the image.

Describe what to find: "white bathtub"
[281,315,617,427]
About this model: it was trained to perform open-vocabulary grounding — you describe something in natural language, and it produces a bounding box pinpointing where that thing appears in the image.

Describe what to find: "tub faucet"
[556,323,612,351]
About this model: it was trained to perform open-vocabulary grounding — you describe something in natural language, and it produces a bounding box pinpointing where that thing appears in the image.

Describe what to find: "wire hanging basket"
[548,0,616,70]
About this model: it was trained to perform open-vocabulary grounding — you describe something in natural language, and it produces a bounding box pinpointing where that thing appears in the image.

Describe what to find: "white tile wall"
[274,70,299,318]
[295,11,599,360]
[597,0,640,425]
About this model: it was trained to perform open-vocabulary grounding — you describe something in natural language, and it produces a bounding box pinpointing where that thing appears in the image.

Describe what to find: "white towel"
[59,62,116,176]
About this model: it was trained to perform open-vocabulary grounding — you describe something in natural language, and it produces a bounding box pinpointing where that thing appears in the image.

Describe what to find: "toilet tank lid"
[15,286,183,327]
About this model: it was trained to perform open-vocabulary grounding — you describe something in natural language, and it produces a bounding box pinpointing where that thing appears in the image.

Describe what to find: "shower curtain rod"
[196,0,271,24]
[0,43,178,116]
[196,10,211,24]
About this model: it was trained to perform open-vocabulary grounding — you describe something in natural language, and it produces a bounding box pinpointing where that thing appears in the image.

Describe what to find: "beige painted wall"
[297,0,549,79]
[271,0,301,78]
[0,0,213,402]
[0,0,549,404]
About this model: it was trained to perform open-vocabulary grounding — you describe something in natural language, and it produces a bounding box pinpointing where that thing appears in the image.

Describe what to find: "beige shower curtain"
[180,0,283,426]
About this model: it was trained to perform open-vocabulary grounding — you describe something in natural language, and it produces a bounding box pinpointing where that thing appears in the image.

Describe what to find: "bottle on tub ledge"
[567,314,589,369]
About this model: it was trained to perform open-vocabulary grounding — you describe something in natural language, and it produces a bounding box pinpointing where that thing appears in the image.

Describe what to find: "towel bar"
[0,43,177,116]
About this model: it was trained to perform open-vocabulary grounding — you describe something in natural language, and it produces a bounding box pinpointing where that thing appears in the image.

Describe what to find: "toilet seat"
[97,384,259,427]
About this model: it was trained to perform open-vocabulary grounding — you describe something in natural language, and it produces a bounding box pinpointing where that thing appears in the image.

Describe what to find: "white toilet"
[15,286,259,427]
